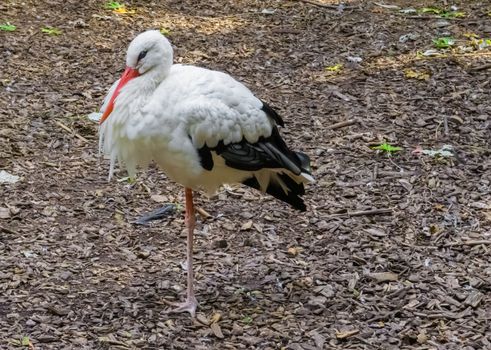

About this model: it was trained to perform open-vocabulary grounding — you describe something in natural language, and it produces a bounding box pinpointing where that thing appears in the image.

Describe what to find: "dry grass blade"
[54,120,89,142]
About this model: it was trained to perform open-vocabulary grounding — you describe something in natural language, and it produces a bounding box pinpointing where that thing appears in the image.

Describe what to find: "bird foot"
[162,296,198,317]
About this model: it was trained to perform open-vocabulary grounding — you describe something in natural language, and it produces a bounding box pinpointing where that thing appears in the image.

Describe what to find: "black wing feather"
[195,103,310,211]
[261,101,284,127]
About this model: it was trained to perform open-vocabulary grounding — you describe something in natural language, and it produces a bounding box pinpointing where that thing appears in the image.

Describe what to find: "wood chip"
[335,329,359,339]
[366,272,399,282]
[210,322,224,338]
[240,220,253,230]
[464,290,484,308]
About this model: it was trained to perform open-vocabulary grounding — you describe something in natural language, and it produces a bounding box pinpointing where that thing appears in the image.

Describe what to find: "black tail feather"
[242,174,306,211]
[295,151,312,175]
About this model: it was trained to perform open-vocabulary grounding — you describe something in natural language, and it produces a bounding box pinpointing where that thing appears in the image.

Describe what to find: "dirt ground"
[1,0,490,349]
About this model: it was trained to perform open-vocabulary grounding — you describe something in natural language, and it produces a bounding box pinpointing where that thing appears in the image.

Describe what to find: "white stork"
[98,30,313,317]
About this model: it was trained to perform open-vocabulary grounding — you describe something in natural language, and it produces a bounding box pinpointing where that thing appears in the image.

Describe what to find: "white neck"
[117,63,171,117]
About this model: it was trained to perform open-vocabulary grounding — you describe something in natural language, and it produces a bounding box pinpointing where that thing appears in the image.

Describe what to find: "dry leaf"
[241,220,253,230]
[196,206,212,219]
[429,224,442,235]
[210,322,224,338]
[404,69,430,80]
[335,329,359,339]
[195,314,209,325]
[151,194,168,203]
[210,312,222,323]
[366,272,399,282]
[0,207,11,219]
[113,7,136,14]
[287,246,302,256]
[114,212,125,225]
[417,330,428,344]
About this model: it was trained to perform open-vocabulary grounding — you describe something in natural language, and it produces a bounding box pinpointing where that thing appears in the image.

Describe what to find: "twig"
[0,225,21,235]
[349,208,393,216]
[267,255,304,269]
[443,115,449,136]
[444,240,491,247]
[329,119,357,130]
[471,63,491,71]
[377,170,416,177]
[54,120,89,143]
[196,206,212,219]
[327,208,393,218]
[294,0,354,9]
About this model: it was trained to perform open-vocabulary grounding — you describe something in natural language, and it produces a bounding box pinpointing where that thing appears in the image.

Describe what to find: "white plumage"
[98,30,313,316]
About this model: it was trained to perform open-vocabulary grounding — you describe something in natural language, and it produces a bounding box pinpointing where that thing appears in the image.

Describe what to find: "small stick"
[327,208,393,218]
[196,206,212,219]
[294,0,353,9]
[471,63,491,71]
[267,255,304,269]
[54,120,89,143]
[0,225,20,235]
[377,170,416,177]
[443,115,449,136]
[348,208,393,216]
[444,240,491,247]
[329,119,357,130]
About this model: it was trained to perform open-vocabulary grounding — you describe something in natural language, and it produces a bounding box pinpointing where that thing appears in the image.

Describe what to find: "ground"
[1,0,490,349]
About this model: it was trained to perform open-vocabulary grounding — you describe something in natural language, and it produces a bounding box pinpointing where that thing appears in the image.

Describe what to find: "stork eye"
[138,50,148,61]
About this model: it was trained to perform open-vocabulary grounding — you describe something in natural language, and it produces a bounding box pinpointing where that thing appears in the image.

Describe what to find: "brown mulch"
[1,0,490,349]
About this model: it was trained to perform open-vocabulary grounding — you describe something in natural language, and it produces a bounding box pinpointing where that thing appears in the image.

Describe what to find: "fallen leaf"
[0,170,20,184]
[404,69,430,80]
[0,207,11,219]
[151,194,168,203]
[0,22,16,31]
[21,336,30,346]
[114,212,125,225]
[210,312,222,323]
[113,7,136,14]
[210,322,224,338]
[371,143,402,153]
[373,2,400,10]
[433,37,455,49]
[325,63,343,72]
[417,330,428,344]
[366,272,399,282]
[335,329,359,339]
[310,331,325,348]
[287,246,302,256]
[241,220,253,230]
[41,26,62,35]
[160,28,171,36]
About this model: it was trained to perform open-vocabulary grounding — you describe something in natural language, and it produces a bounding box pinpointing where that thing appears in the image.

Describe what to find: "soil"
[1,0,490,349]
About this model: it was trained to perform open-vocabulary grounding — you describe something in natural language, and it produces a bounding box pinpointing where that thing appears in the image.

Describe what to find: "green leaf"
[419,7,465,18]
[0,22,16,31]
[371,143,402,153]
[241,316,253,324]
[440,11,465,18]
[419,7,441,14]
[41,26,62,35]
[159,28,171,36]
[105,1,124,9]
[325,63,343,72]
[432,37,455,49]
[21,336,30,346]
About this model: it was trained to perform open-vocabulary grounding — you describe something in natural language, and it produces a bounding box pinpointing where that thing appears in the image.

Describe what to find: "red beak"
[99,67,140,124]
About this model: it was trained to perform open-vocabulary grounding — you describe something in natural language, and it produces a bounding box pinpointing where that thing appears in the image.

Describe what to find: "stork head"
[100,30,173,124]
[126,30,173,75]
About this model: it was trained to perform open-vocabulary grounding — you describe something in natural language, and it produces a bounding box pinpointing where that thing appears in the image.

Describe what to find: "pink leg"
[164,187,198,317]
